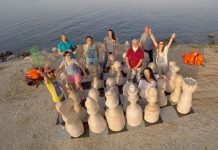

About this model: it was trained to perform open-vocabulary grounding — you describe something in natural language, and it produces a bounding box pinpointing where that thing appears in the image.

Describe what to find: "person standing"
[103,29,119,69]
[58,34,77,58]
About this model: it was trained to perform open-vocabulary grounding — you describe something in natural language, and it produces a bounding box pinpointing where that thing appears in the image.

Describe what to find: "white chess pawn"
[69,91,87,122]
[113,61,125,86]
[91,68,103,89]
[121,80,132,112]
[88,88,105,115]
[144,87,160,123]
[105,89,126,131]
[177,77,197,114]
[105,77,119,94]
[148,62,158,74]
[108,54,116,76]
[166,61,180,93]
[170,75,183,103]
[157,79,168,107]
[126,84,143,127]
[85,97,108,133]
[55,100,84,137]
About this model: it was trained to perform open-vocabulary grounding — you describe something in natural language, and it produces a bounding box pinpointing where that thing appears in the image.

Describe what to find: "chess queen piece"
[144,87,160,123]
[85,97,108,133]
[157,78,168,107]
[69,91,87,122]
[105,89,126,131]
[170,75,183,103]
[113,61,125,86]
[126,84,143,127]
[166,61,180,93]
[55,100,84,137]
[88,88,105,115]
[177,77,197,114]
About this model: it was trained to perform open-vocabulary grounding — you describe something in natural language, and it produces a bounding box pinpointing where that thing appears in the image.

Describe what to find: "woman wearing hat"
[38,67,68,128]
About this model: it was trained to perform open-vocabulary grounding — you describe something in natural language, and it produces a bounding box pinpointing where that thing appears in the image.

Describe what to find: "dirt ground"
[0,44,218,150]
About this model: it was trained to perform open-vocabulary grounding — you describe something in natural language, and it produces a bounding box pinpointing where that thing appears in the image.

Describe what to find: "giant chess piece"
[121,80,132,112]
[55,100,84,137]
[126,84,143,127]
[105,77,119,94]
[88,88,105,115]
[85,97,108,133]
[91,65,103,89]
[105,89,126,131]
[69,91,87,122]
[148,62,158,74]
[113,61,125,86]
[157,79,168,107]
[108,54,116,76]
[170,75,183,103]
[177,77,197,114]
[144,87,160,123]
[166,61,180,93]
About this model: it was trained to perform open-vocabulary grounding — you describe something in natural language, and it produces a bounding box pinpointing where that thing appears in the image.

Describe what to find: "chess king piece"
[88,88,105,115]
[170,75,183,103]
[126,84,143,127]
[105,77,119,95]
[85,97,108,133]
[69,91,87,122]
[166,61,180,93]
[55,100,84,137]
[105,89,126,131]
[144,87,160,123]
[113,61,125,86]
[177,77,197,114]
[148,62,158,74]
[91,66,103,89]
[122,80,132,112]
[157,78,168,107]
[108,54,116,76]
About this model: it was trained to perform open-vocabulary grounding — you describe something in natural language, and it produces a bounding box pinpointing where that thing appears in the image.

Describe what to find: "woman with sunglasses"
[56,51,87,93]
[150,29,176,75]
[38,67,68,128]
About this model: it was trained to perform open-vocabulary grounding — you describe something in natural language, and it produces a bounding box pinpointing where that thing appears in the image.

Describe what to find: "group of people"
[38,26,176,128]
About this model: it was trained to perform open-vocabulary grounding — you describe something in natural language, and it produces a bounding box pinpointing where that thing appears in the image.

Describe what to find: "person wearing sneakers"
[38,67,68,128]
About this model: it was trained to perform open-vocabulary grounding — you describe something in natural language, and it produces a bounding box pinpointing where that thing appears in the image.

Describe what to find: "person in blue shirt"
[58,34,77,58]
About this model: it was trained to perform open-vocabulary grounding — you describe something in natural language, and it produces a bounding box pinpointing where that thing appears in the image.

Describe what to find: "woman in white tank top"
[149,29,176,75]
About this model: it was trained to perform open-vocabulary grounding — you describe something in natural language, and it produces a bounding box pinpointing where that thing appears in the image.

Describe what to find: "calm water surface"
[0,0,218,53]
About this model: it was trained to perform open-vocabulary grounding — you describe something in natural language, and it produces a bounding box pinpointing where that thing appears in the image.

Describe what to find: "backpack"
[25,68,44,87]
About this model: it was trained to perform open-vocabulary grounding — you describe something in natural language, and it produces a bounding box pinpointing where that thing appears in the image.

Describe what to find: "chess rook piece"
[157,79,168,107]
[170,75,183,103]
[126,84,143,127]
[69,91,87,122]
[55,100,84,137]
[113,61,125,86]
[105,89,126,131]
[85,97,108,133]
[144,87,160,123]
[177,77,197,114]
[166,61,180,93]
[88,88,105,115]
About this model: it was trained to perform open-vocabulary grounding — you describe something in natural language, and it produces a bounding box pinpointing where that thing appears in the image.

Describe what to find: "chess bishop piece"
[126,84,143,127]
[113,61,125,86]
[157,79,168,107]
[170,75,183,103]
[105,89,126,131]
[144,87,160,123]
[55,100,84,137]
[177,77,197,114]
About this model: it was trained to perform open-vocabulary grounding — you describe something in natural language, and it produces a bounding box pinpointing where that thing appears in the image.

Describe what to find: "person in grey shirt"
[140,26,154,62]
